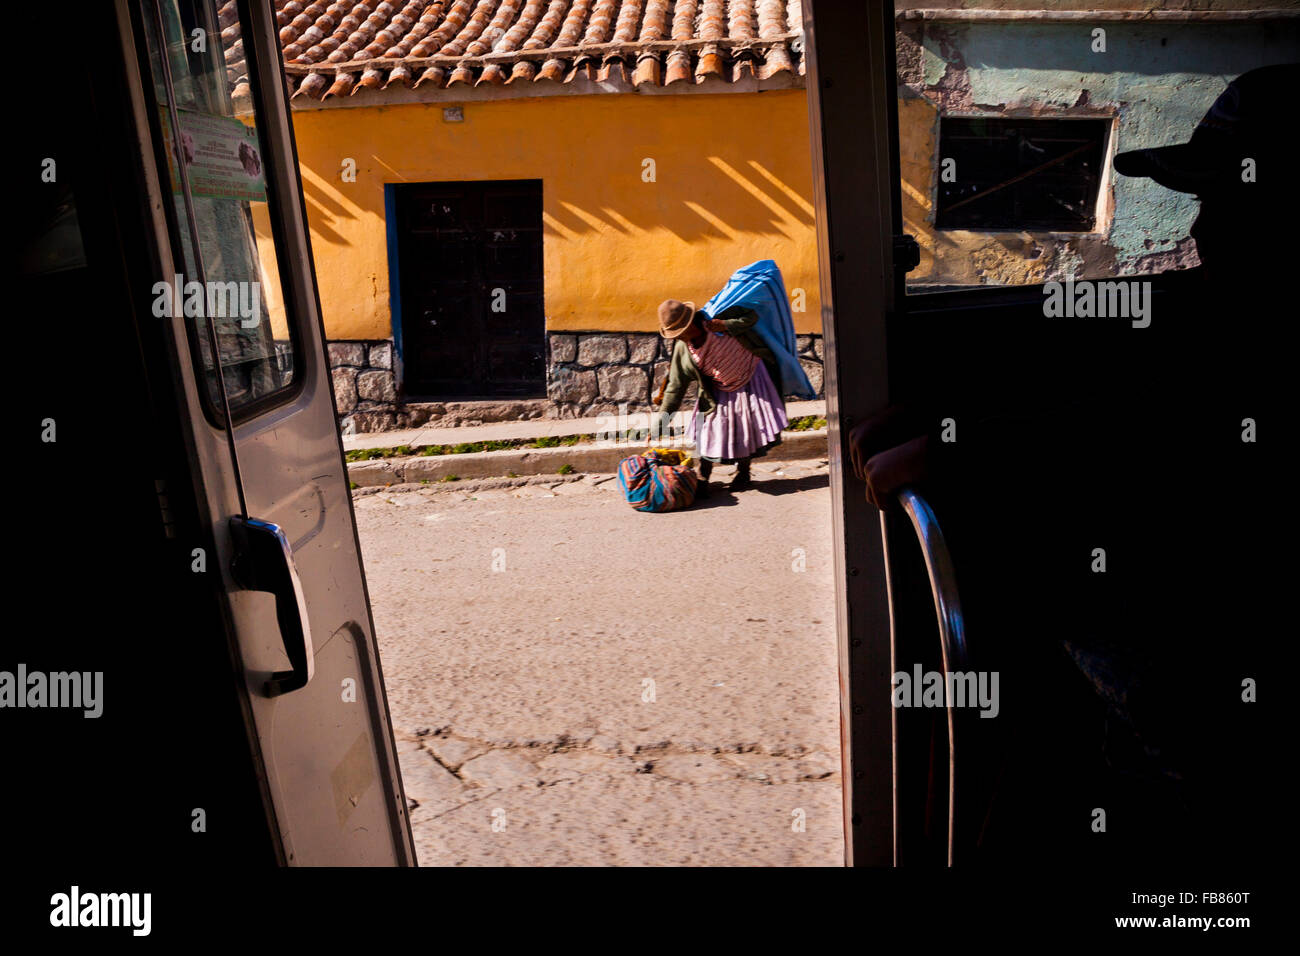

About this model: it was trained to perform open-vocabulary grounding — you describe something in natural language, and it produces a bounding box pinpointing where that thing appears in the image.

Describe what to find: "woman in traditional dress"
[654,298,788,496]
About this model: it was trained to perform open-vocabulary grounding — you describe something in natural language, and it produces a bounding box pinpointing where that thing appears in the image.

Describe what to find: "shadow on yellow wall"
[543,154,815,243]
[287,91,822,340]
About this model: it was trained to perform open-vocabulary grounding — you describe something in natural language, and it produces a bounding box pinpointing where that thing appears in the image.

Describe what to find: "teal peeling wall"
[923,22,1296,270]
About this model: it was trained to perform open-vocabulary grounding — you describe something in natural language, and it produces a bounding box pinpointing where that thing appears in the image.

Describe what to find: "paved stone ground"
[354,458,843,866]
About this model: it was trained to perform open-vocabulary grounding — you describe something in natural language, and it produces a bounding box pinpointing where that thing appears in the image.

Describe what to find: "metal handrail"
[882,486,969,866]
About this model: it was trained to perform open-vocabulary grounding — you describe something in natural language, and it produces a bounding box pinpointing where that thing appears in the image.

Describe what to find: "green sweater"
[657,306,778,429]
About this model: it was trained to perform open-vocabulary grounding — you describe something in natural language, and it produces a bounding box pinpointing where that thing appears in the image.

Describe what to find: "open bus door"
[124,0,417,866]
[13,0,415,869]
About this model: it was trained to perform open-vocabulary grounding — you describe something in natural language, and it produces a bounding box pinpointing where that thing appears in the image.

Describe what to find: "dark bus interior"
[11,0,1282,895]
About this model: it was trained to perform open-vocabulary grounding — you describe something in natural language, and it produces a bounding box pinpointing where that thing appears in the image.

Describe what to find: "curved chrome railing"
[882,486,969,866]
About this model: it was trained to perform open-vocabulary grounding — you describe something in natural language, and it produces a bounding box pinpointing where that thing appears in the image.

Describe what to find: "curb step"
[347,429,830,488]
[352,472,591,496]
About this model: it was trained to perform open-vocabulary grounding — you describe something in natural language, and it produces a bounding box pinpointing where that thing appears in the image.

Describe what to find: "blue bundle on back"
[699,259,816,400]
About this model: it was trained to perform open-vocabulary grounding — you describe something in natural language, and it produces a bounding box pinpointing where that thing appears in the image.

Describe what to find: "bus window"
[894,9,1297,292]
[136,0,296,420]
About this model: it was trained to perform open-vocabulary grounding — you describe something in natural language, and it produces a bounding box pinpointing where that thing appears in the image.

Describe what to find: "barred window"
[936,117,1109,232]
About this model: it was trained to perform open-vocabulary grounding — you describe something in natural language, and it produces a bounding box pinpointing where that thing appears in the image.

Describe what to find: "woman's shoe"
[730,469,752,491]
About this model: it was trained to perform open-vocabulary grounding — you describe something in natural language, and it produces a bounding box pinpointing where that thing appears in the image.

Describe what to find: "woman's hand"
[704,318,727,333]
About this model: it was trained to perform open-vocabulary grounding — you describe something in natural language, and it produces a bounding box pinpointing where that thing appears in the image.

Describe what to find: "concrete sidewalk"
[343,400,827,453]
[344,400,829,487]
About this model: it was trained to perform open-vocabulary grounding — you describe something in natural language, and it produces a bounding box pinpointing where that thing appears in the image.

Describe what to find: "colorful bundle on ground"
[616,449,698,513]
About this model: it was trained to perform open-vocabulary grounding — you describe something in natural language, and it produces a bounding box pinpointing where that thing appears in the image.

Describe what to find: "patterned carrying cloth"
[616,448,698,513]
[688,331,758,392]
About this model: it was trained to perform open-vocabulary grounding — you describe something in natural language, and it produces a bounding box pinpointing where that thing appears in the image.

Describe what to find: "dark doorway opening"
[391,179,545,399]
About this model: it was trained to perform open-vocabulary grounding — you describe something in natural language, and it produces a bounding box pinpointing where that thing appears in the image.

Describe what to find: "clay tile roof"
[260,0,805,102]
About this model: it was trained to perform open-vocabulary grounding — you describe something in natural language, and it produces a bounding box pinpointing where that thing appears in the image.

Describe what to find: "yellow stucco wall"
[286,90,820,342]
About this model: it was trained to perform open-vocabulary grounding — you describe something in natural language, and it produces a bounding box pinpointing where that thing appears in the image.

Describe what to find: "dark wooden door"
[394,180,545,399]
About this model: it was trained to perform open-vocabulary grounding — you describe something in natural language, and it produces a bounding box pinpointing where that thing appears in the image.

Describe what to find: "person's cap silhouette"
[1114,63,1297,196]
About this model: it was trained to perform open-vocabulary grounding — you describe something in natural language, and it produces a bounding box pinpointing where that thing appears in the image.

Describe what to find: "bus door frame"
[803,0,904,867]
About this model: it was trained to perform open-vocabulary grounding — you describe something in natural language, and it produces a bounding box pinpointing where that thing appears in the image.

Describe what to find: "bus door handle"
[229,516,315,697]
[883,486,969,866]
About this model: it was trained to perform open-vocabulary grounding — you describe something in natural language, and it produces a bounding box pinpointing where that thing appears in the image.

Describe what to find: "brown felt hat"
[658,299,696,339]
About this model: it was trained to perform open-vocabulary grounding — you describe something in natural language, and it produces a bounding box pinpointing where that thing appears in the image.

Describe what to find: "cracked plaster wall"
[896,18,1293,287]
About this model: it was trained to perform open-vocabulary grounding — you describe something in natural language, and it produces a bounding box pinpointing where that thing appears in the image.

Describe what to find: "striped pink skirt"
[690,361,788,463]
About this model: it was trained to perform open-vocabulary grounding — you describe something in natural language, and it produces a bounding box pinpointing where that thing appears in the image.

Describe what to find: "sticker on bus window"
[158,107,267,203]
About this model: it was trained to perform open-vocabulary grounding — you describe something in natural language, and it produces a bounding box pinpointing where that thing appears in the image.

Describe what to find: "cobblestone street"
[354,458,843,865]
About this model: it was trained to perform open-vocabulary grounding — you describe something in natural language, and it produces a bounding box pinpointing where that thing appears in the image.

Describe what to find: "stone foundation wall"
[327,332,825,433]
[329,340,400,434]
[546,331,825,420]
